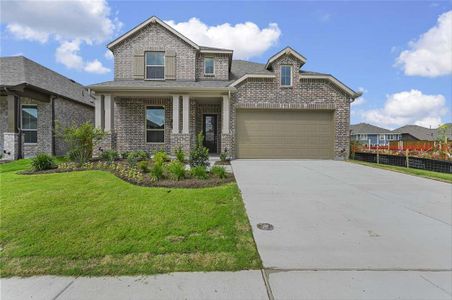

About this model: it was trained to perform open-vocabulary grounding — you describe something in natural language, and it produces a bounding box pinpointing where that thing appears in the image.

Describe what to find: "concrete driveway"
[232,160,452,299]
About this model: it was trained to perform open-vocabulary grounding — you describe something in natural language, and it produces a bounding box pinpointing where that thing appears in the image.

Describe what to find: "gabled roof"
[108,16,200,50]
[299,73,361,99]
[350,123,392,134]
[265,47,307,69]
[0,56,94,106]
[199,45,233,54]
[393,125,436,141]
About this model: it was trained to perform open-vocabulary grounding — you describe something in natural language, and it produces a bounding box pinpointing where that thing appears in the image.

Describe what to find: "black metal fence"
[352,152,452,174]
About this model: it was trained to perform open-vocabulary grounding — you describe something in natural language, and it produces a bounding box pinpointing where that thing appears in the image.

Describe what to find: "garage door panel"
[236,110,334,159]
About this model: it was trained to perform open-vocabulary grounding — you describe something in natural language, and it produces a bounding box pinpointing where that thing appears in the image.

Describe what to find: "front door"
[203,114,217,153]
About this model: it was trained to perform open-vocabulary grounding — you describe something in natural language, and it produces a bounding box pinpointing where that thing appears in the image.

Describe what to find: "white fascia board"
[108,16,200,50]
[200,49,233,54]
[229,74,276,87]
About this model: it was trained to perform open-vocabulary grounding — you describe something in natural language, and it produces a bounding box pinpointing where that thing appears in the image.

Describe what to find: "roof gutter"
[89,85,237,93]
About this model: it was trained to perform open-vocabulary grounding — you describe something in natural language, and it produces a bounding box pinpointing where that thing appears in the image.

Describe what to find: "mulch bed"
[18,167,235,189]
[214,160,231,165]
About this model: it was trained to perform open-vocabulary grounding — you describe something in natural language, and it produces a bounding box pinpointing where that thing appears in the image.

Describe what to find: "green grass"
[349,159,452,183]
[0,159,261,277]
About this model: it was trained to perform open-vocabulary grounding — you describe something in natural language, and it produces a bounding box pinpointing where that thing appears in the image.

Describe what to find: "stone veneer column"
[170,95,191,155]
[93,94,116,157]
[221,94,233,157]
[3,95,20,160]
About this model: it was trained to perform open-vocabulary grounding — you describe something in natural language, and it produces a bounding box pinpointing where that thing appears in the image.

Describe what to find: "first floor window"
[21,105,38,143]
[379,134,386,140]
[280,65,292,86]
[146,106,165,143]
[145,52,165,80]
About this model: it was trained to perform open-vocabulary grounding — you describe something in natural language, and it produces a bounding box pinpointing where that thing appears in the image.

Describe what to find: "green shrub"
[190,132,210,168]
[219,150,229,162]
[167,161,186,181]
[31,153,55,171]
[100,150,119,163]
[137,160,150,173]
[153,151,169,165]
[120,151,130,159]
[57,122,106,165]
[210,166,227,179]
[175,147,185,163]
[127,150,149,166]
[190,165,208,179]
[150,162,164,180]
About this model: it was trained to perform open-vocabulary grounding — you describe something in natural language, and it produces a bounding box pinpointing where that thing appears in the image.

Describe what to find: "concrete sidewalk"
[0,271,269,300]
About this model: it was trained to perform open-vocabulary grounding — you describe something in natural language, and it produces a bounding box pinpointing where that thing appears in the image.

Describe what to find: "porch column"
[104,94,113,132]
[172,95,180,134]
[222,95,230,134]
[182,95,190,134]
[94,95,103,129]
[3,94,20,160]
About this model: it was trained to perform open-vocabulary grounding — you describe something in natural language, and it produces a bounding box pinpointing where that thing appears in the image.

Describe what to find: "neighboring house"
[0,56,95,160]
[350,123,401,146]
[393,125,436,141]
[89,16,360,159]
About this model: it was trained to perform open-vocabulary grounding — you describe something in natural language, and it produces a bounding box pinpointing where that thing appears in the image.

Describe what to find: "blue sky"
[1,0,451,129]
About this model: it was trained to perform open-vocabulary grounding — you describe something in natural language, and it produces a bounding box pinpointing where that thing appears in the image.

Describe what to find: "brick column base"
[3,132,20,160]
[220,133,233,159]
[171,133,191,155]
[93,133,116,157]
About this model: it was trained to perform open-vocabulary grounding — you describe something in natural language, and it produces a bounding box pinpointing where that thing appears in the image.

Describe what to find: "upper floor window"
[22,105,38,144]
[145,52,164,80]
[204,57,214,75]
[280,65,292,86]
[146,106,165,143]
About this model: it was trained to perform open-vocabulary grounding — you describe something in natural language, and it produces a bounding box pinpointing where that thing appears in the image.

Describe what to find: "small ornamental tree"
[189,132,210,168]
[57,122,106,165]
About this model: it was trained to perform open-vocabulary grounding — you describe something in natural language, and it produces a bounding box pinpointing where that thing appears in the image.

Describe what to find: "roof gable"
[265,47,307,69]
[350,123,392,134]
[108,16,200,50]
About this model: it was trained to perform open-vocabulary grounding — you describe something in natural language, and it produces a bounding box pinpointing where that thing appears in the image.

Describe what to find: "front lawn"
[349,160,452,183]
[0,159,261,277]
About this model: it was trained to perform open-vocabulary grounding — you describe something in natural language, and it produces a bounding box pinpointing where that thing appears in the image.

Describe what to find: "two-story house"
[89,16,361,159]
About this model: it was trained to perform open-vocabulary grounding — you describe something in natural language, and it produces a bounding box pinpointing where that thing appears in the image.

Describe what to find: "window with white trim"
[359,134,367,140]
[22,105,38,144]
[204,57,214,75]
[379,134,386,140]
[146,106,165,143]
[145,52,164,80]
[280,65,292,86]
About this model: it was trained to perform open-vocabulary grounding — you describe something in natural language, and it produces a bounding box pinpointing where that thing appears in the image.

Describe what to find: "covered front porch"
[93,92,232,157]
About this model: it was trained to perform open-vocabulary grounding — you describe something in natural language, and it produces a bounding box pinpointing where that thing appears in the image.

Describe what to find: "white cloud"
[84,59,110,74]
[1,0,119,73]
[165,18,281,59]
[56,40,84,70]
[395,10,452,77]
[55,39,110,74]
[104,50,114,60]
[6,23,49,43]
[362,90,447,129]
[352,87,367,106]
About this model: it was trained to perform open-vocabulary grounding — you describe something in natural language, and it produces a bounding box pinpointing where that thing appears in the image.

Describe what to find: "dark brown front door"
[203,114,217,153]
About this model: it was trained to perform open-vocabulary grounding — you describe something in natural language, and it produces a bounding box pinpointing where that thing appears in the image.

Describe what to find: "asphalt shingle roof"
[350,123,392,134]
[0,56,94,106]
[393,125,436,141]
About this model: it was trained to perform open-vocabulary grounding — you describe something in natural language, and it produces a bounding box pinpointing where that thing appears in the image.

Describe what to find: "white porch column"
[104,94,113,132]
[94,95,103,129]
[182,95,190,134]
[222,95,230,134]
[172,95,180,134]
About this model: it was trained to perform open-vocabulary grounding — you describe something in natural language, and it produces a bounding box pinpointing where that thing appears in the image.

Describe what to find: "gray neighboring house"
[393,125,437,141]
[90,16,361,160]
[0,56,95,160]
[350,123,401,146]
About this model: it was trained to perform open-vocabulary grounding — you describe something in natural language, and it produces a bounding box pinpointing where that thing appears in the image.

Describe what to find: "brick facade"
[195,53,230,80]
[112,23,197,81]
[229,55,351,159]
[54,97,95,156]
